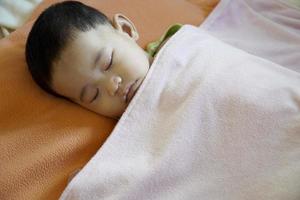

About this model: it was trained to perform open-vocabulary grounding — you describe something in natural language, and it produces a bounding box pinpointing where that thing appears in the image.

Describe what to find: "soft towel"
[60,26,300,200]
[0,0,42,38]
[0,0,42,29]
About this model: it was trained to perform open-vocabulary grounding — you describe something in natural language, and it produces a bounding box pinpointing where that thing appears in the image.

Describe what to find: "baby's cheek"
[93,96,127,117]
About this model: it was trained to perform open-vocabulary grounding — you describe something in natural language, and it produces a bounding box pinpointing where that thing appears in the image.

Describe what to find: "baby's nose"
[107,75,122,96]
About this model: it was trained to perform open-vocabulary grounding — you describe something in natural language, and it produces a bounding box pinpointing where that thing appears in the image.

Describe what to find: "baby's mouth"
[124,79,139,103]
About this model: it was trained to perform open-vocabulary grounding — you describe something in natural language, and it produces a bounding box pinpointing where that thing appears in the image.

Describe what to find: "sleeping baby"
[26,1,177,118]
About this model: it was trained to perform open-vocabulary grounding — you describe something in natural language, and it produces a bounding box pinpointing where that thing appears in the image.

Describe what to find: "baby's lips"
[125,80,140,103]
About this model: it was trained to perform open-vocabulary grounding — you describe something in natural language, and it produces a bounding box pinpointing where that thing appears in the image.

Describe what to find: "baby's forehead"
[53,24,117,76]
[57,25,112,64]
[68,24,114,47]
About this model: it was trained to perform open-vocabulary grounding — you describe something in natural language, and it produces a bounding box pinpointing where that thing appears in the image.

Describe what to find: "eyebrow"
[94,50,102,68]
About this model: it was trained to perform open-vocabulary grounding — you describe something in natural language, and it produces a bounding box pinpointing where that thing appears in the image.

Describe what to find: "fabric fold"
[60,25,300,200]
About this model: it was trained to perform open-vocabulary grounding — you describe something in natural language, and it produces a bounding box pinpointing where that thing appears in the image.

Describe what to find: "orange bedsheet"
[0,0,218,199]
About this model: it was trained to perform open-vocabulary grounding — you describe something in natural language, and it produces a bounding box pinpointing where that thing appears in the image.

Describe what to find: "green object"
[146,24,182,57]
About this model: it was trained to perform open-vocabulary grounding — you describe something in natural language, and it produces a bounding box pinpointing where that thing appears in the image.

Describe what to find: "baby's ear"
[112,13,139,41]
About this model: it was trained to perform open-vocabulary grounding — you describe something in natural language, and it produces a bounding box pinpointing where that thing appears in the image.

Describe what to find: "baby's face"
[51,24,150,118]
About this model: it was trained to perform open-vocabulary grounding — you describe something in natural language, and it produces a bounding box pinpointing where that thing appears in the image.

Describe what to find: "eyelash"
[90,88,99,103]
[104,51,114,71]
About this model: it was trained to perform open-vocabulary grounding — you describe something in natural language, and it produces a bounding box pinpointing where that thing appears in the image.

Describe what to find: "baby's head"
[26,1,150,118]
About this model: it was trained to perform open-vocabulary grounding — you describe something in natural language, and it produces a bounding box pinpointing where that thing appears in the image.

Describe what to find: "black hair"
[25,1,110,97]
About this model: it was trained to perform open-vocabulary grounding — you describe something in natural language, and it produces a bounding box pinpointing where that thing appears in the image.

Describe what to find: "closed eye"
[90,88,99,103]
[104,51,114,71]
[80,85,100,104]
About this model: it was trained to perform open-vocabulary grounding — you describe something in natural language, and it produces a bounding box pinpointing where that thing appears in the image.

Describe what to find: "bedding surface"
[201,0,300,73]
[60,26,300,200]
[0,0,214,199]
[0,0,42,38]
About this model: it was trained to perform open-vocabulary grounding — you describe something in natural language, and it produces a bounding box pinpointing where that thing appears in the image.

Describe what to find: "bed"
[1,0,299,200]
[0,0,217,199]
